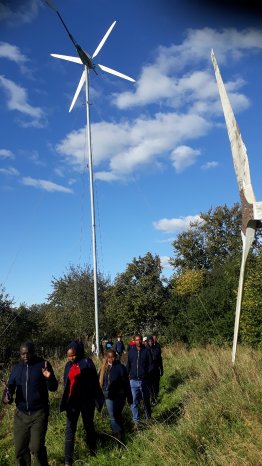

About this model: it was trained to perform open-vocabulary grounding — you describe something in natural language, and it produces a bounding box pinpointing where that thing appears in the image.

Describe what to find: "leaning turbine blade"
[232,225,256,365]
[69,69,86,112]
[92,21,116,59]
[211,49,255,205]
[51,53,82,64]
[97,64,135,82]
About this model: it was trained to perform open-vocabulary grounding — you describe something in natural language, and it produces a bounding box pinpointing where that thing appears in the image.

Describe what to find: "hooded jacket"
[60,357,104,412]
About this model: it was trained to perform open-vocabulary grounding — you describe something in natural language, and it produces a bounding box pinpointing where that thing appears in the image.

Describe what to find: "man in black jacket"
[3,341,58,466]
[113,335,125,359]
[126,334,153,427]
[147,336,163,405]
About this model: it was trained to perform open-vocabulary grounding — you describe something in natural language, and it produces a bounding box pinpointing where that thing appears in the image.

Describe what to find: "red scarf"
[68,363,81,398]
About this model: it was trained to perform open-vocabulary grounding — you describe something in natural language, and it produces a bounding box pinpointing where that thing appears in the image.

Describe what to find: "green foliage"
[47,264,110,342]
[1,345,262,465]
[241,252,262,347]
[0,286,15,356]
[167,202,262,347]
[104,252,167,335]
[172,269,205,296]
[166,256,240,346]
[0,288,38,356]
[170,203,242,272]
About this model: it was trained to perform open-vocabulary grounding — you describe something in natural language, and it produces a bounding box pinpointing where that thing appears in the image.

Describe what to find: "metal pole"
[85,67,99,357]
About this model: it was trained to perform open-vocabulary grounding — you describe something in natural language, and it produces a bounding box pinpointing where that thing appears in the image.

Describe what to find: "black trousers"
[150,369,161,402]
[64,403,96,465]
[13,408,49,466]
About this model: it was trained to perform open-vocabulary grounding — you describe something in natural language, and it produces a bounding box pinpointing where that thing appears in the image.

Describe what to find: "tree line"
[1,202,262,360]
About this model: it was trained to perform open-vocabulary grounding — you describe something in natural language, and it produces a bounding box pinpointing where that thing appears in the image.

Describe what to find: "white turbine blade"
[92,21,116,59]
[211,49,255,205]
[51,53,82,64]
[232,225,256,365]
[97,63,135,82]
[69,69,86,112]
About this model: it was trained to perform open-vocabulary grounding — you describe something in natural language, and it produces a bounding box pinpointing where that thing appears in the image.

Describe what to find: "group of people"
[2,334,163,466]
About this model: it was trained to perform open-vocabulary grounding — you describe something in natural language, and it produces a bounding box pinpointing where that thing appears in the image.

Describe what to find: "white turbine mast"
[211,49,262,366]
[46,0,135,357]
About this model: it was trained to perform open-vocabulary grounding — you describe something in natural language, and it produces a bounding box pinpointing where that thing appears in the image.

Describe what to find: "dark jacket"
[149,345,163,376]
[101,361,132,403]
[113,340,125,355]
[126,345,153,380]
[6,357,58,414]
[60,357,104,412]
[154,341,162,355]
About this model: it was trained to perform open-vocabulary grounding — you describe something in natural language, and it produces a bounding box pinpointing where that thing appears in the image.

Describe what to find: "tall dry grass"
[0,344,262,465]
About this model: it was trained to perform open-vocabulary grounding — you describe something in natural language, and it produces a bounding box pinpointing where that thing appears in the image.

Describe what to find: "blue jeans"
[105,396,125,433]
[130,379,151,423]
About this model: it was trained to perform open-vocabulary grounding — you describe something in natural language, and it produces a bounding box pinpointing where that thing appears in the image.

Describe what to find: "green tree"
[47,265,110,343]
[0,290,38,357]
[170,204,243,272]
[241,252,262,347]
[166,203,262,345]
[167,258,240,345]
[0,286,15,357]
[104,252,167,335]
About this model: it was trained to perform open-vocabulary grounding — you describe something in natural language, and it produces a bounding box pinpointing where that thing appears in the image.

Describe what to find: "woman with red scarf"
[60,341,104,466]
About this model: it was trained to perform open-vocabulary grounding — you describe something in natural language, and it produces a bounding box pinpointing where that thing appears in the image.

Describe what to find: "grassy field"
[1,344,262,465]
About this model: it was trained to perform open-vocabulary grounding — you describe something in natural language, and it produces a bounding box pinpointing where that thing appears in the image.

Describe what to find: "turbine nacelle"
[75,44,95,71]
[49,15,135,112]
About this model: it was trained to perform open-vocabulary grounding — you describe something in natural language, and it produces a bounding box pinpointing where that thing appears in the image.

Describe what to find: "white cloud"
[94,171,121,182]
[153,215,202,233]
[0,42,28,70]
[115,65,178,109]
[22,177,73,193]
[0,166,19,176]
[155,28,262,74]
[0,75,45,127]
[0,0,41,26]
[29,150,46,166]
[114,28,261,111]
[170,145,201,172]
[160,256,172,270]
[56,113,210,180]
[56,27,262,182]
[201,161,219,170]
[0,149,14,159]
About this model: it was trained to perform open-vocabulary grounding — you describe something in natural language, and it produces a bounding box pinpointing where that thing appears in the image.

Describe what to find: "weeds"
[0,345,261,465]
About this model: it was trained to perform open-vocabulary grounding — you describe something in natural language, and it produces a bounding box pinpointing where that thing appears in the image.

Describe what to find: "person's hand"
[42,361,51,379]
[2,385,13,404]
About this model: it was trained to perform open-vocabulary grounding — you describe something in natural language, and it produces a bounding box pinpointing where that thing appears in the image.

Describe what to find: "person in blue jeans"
[60,341,104,466]
[99,349,132,441]
[126,334,153,428]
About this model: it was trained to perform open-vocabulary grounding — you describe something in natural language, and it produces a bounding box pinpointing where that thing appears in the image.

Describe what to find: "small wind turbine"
[211,49,262,365]
[46,0,135,356]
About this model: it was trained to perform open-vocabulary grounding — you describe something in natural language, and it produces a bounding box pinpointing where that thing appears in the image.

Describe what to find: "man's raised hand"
[42,361,51,379]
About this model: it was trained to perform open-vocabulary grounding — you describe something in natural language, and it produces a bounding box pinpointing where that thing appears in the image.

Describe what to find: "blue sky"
[1,0,262,306]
